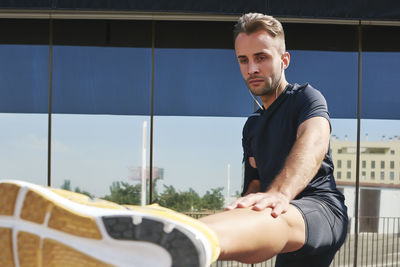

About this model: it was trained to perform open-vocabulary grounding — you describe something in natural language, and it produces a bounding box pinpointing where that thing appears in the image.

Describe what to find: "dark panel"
[155,21,235,49]
[54,20,152,47]
[284,23,358,52]
[0,19,49,45]
[0,0,50,8]
[54,0,266,14]
[363,26,400,52]
[360,188,380,232]
[268,0,400,20]
[155,21,359,52]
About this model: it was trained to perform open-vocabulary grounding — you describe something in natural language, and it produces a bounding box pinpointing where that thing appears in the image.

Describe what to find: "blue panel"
[362,52,400,120]
[0,45,49,113]
[286,50,358,119]
[154,49,253,117]
[52,46,151,115]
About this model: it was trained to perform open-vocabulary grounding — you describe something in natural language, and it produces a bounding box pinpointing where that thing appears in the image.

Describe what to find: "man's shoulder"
[289,83,320,95]
[289,83,326,102]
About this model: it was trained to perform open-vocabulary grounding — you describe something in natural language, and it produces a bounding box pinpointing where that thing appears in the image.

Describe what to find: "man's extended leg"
[199,205,305,263]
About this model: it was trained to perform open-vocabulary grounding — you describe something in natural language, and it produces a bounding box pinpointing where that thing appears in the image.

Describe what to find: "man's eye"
[239,59,248,64]
[256,55,266,61]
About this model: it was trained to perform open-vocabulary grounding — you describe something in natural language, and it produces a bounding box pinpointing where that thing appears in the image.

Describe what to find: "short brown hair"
[233,13,286,53]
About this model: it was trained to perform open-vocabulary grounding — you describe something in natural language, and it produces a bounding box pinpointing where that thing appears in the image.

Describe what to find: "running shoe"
[0,180,220,267]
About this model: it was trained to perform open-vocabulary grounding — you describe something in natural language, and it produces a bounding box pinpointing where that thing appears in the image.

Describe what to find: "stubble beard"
[246,77,275,97]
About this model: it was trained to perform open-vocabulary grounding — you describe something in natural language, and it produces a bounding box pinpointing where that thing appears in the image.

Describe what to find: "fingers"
[270,203,288,218]
[226,192,290,218]
[226,193,263,210]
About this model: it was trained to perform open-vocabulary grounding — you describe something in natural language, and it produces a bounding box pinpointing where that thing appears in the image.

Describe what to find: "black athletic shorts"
[275,196,348,267]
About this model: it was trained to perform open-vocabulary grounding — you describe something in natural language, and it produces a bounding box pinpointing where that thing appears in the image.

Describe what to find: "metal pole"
[149,20,155,203]
[141,121,148,206]
[353,20,362,267]
[47,18,54,187]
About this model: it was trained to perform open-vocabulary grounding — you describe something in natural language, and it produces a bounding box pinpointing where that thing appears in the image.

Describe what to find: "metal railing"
[184,212,400,267]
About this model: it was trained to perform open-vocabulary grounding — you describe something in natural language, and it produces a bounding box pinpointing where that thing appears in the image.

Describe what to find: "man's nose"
[247,61,259,75]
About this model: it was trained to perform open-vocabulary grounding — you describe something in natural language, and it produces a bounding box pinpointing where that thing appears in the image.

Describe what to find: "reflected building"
[331,137,400,233]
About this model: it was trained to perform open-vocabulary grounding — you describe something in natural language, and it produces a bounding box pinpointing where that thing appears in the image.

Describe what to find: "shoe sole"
[0,180,208,267]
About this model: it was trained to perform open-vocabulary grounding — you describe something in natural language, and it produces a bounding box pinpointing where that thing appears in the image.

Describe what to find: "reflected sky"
[1,113,399,198]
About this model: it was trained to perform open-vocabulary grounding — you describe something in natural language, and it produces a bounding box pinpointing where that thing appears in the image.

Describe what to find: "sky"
[1,112,399,200]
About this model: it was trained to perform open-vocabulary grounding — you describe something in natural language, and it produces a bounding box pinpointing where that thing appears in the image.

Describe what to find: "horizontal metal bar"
[0,9,400,26]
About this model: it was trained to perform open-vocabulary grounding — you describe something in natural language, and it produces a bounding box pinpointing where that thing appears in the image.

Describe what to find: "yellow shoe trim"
[17,231,42,266]
[19,188,102,240]
[0,228,15,267]
[42,238,113,267]
[16,231,113,267]
[124,204,221,263]
[0,183,20,216]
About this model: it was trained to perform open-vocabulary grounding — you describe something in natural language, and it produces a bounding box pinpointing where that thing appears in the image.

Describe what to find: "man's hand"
[226,191,290,218]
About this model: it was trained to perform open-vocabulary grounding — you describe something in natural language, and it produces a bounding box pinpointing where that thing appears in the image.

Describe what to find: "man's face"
[234,30,284,96]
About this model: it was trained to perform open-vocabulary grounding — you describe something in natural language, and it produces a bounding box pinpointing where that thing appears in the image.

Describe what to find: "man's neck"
[260,80,288,110]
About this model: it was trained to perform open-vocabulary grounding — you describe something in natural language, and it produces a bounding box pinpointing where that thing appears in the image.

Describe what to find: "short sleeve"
[297,85,331,130]
[241,119,259,196]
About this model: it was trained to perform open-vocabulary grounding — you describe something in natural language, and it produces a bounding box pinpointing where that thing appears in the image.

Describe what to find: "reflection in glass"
[51,114,149,198]
[0,114,48,185]
[0,44,49,185]
[153,116,246,210]
[359,119,400,264]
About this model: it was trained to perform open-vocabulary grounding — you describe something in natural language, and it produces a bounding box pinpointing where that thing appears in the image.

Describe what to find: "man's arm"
[227,116,330,217]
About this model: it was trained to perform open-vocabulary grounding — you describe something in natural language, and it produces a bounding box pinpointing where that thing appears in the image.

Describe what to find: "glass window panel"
[52,115,149,198]
[51,20,152,198]
[0,19,49,113]
[286,51,358,119]
[52,20,152,115]
[52,45,151,115]
[153,116,245,210]
[154,48,253,117]
[347,160,351,169]
[330,118,357,249]
[0,114,48,185]
[362,52,400,120]
[0,19,49,185]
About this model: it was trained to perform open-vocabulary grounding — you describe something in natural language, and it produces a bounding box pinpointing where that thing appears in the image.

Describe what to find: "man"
[199,13,348,266]
[0,13,347,267]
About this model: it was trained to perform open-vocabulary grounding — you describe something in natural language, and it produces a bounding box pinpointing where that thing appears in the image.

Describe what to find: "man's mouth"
[248,79,264,85]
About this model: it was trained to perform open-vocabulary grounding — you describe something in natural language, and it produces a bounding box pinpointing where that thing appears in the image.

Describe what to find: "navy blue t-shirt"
[242,83,346,215]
